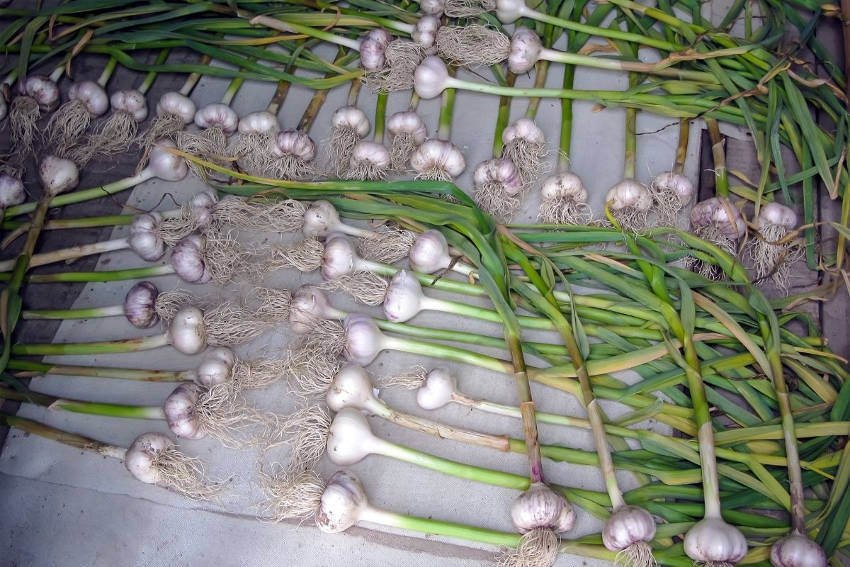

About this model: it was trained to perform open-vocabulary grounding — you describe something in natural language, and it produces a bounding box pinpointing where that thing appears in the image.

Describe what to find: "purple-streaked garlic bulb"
[19,75,60,111]
[123,281,160,329]
[601,506,656,553]
[128,213,166,261]
[157,92,196,126]
[194,103,238,134]
[387,111,427,170]
[360,38,388,73]
[10,76,59,160]
[412,15,442,49]
[473,157,523,220]
[171,234,212,284]
[47,80,109,152]
[770,534,827,567]
[164,382,206,439]
[409,229,453,273]
[321,233,359,281]
[275,129,316,180]
[231,111,280,177]
[413,55,450,100]
[511,482,575,534]
[690,197,747,241]
[538,172,591,225]
[410,139,465,181]
[328,106,371,177]
[347,141,390,180]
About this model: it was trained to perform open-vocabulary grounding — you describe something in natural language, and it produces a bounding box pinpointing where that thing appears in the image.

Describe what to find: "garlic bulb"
[412,15,441,48]
[303,200,348,238]
[168,306,207,355]
[511,482,575,534]
[147,139,189,181]
[0,174,26,211]
[409,229,453,273]
[410,139,466,180]
[325,407,381,466]
[414,55,450,99]
[419,0,446,15]
[387,111,428,145]
[171,234,212,284]
[321,233,358,281]
[69,80,109,117]
[316,470,368,533]
[474,158,523,195]
[770,534,827,567]
[417,367,456,410]
[186,190,218,229]
[276,130,316,162]
[326,363,377,413]
[601,506,656,551]
[383,270,428,323]
[331,107,370,138]
[0,95,6,121]
[238,110,280,135]
[367,28,393,48]
[164,382,205,439]
[606,179,652,211]
[289,285,345,334]
[757,202,797,230]
[360,38,387,72]
[22,75,60,110]
[128,213,166,261]
[196,347,237,388]
[540,173,587,202]
[651,171,694,205]
[194,103,238,134]
[683,517,748,565]
[342,313,385,366]
[123,281,160,329]
[156,92,196,125]
[689,197,747,240]
[508,27,542,74]
[495,0,529,24]
[348,141,391,180]
[110,90,148,122]
[125,432,175,484]
[503,117,546,147]
[39,155,79,197]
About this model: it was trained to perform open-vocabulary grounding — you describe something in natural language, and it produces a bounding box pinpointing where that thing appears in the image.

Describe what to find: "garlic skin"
[326,363,376,412]
[110,90,148,122]
[123,281,160,329]
[417,367,456,410]
[606,179,652,211]
[387,111,427,145]
[414,55,450,99]
[147,139,189,181]
[508,27,542,74]
[22,76,60,110]
[770,534,827,567]
[757,202,797,230]
[419,0,446,15]
[409,229,452,273]
[511,482,576,534]
[125,432,174,484]
[383,270,426,323]
[39,156,79,196]
[413,15,441,48]
[0,174,26,210]
[171,234,212,284]
[194,103,238,134]
[473,158,523,196]
[690,197,747,240]
[495,0,527,23]
[540,172,587,202]
[196,347,236,388]
[186,190,218,229]
[683,517,748,565]
[326,407,380,466]
[238,111,280,135]
[289,285,345,334]
[651,171,694,204]
[410,139,466,179]
[164,382,205,439]
[156,92,195,124]
[342,314,385,366]
[128,213,166,261]
[360,38,387,72]
[168,306,207,355]
[503,117,546,146]
[316,470,368,534]
[601,506,656,551]
[349,141,391,177]
[276,130,316,161]
[367,28,393,48]
[303,200,345,238]
[321,233,358,281]
[69,80,109,117]
[331,107,370,138]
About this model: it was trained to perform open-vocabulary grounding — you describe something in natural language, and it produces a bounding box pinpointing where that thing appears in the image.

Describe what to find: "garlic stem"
[0,414,127,460]
[6,359,186,382]
[0,237,130,271]
[22,304,125,320]
[12,333,170,356]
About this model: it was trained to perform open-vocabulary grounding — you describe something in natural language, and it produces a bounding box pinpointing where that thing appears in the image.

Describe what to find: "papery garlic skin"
[410,139,466,180]
[164,382,205,439]
[39,156,79,196]
[770,534,827,567]
[171,234,211,284]
[651,171,694,204]
[110,90,148,122]
[22,76,60,110]
[302,200,342,238]
[383,270,426,323]
[123,281,160,329]
[326,363,376,412]
[326,407,380,466]
[69,81,109,117]
[601,506,656,551]
[276,130,316,161]
[147,139,189,181]
[342,314,385,366]
[417,368,456,410]
[757,202,797,230]
[689,197,747,240]
[495,0,527,24]
[321,233,358,281]
[195,347,236,388]
[420,0,446,15]
[128,213,166,261]
[414,56,450,99]
[168,306,207,355]
[413,16,441,48]
[511,482,576,534]
[606,179,652,211]
[473,158,523,196]
[289,285,344,334]
[683,518,748,565]
[508,27,542,74]
[387,111,428,145]
[540,173,586,202]
[0,174,26,210]
[349,141,391,177]
[409,230,452,273]
[125,432,174,484]
[238,111,280,135]
[316,470,368,533]
[503,117,546,146]
[194,103,239,134]
[156,92,195,124]
[331,107,371,138]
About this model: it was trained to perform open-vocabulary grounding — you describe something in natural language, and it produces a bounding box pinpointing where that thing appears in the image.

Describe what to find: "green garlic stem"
[138,49,169,95]
[97,56,118,87]
[12,333,170,356]
[22,304,125,320]
[7,359,185,382]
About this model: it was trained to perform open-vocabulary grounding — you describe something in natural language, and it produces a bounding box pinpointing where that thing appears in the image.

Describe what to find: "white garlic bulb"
[409,229,452,273]
[110,90,148,122]
[511,482,576,533]
[194,103,239,134]
[383,270,427,323]
[22,75,60,110]
[331,106,370,138]
[503,117,546,146]
[413,55,450,99]
[508,27,542,74]
[147,139,189,181]
[128,213,166,261]
[410,139,466,179]
[276,130,316,161]
[238,110,279,135]
[757,202,797,230]
[601,506,656,551]
[417,367,456,410]
[343,314,386,366]
[473,158,523,196]
[770,534,827,567]
[124,432,174,484]
[689,198,747,240]
[316,470,367,533]
[651,171,694,204]
[606,179,652,211]
[683,517,748,565]
[289,285,344,334]
[325,407,381,466]
[0,174,26,210]
[412,15,441,48]
[164,382,205,439]
[387,111,428,145]
[195,347,236,388]
[168,306,207,355]
[39,155,79,197]
[540,173,587,202]
[156,91,195,124]
[69,80,109,117]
